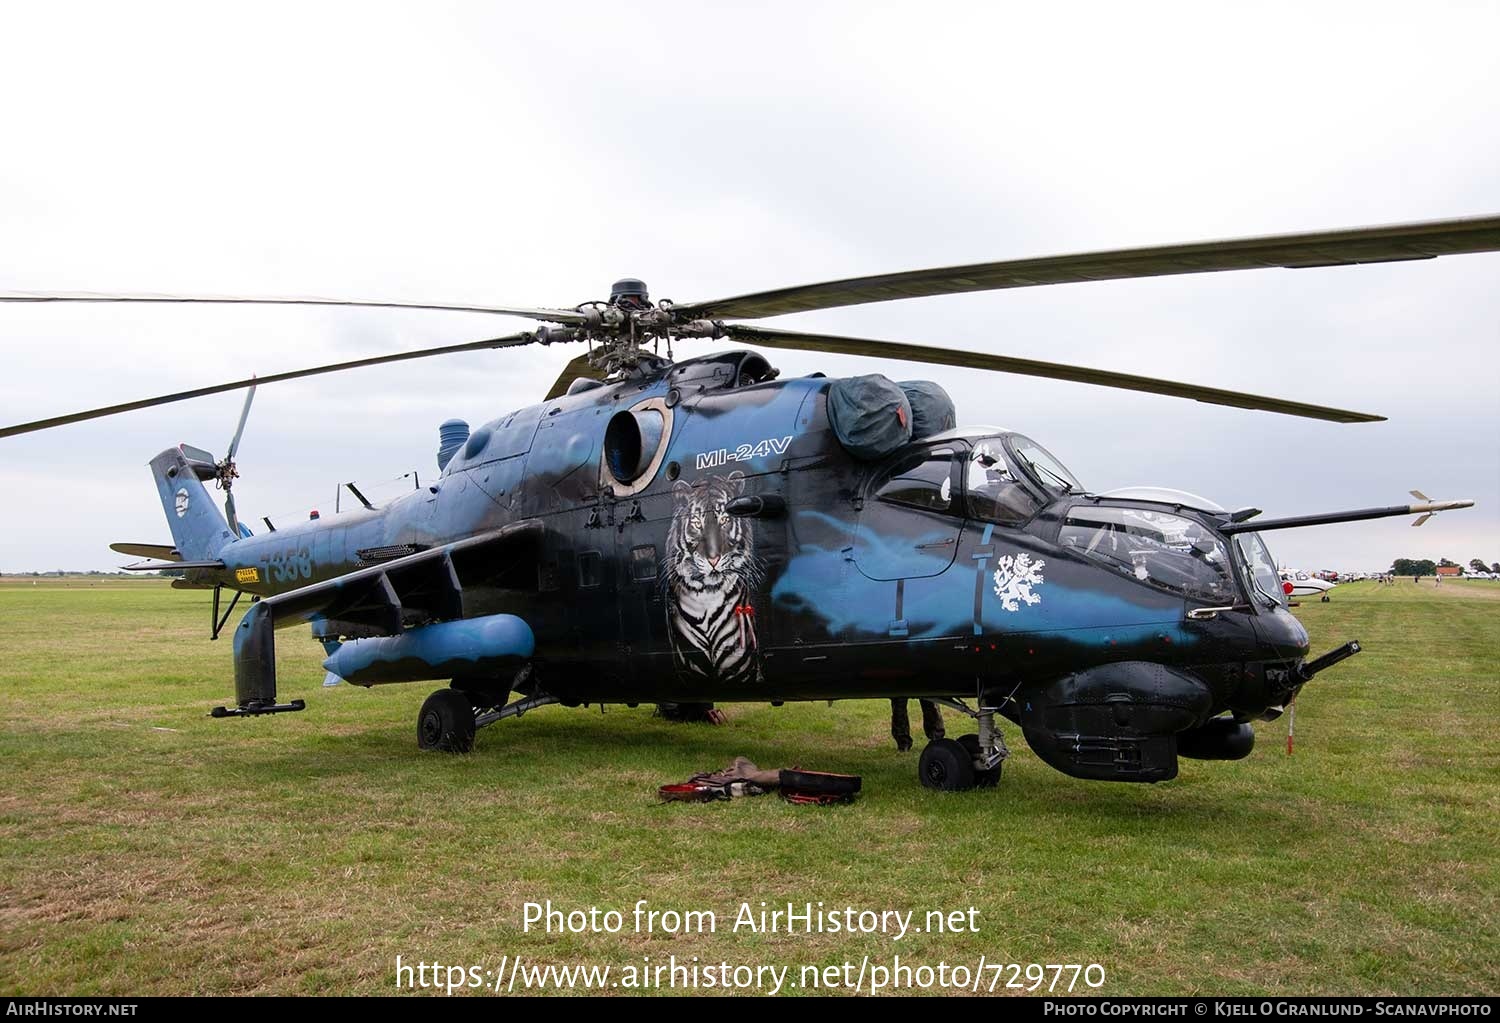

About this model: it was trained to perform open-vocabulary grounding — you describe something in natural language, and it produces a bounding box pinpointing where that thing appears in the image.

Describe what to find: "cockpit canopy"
[868,432,1254,606]
[1097,487,1226,513]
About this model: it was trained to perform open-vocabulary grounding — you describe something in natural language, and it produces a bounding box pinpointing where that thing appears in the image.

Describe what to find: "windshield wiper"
[1024,456,1074,493]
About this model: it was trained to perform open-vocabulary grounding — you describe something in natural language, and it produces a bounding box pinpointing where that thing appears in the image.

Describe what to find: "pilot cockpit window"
[965,441,1041,525]
[872,448,957,513]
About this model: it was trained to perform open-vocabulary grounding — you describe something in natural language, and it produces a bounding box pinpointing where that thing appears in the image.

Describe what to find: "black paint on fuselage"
[176,350,1309,725]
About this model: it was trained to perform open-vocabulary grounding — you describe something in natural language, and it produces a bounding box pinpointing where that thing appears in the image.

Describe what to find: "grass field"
[1,576,1496,996]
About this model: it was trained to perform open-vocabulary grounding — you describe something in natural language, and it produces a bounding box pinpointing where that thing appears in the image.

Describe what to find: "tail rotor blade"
[227,380,257,462]
[220,382,255,540]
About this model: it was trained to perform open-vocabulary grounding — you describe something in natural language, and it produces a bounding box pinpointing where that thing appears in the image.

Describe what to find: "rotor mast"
[533,277,725,378]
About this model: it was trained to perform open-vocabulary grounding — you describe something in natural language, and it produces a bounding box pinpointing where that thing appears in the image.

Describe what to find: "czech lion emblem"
[992,551,1045,612]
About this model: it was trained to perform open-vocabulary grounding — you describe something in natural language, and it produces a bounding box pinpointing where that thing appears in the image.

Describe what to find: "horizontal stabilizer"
[122,558,226,572]
[110,542,181,561]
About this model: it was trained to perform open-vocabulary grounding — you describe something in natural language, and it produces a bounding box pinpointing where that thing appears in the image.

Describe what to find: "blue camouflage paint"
[666,377,824,480]
[322,613,535,686]
[973,522,995,636]
[774,510,1188,646]
[134,348,1312,772]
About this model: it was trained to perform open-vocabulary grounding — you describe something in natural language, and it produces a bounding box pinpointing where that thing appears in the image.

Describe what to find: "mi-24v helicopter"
[3,214,1494,792]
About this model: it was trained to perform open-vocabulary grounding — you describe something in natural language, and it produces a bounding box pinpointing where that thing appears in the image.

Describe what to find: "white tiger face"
[667,472,756,592]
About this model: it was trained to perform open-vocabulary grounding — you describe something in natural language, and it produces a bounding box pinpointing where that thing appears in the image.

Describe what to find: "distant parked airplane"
[1280,569,1336,603]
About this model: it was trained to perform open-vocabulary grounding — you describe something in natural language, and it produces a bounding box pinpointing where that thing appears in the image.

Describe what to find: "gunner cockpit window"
[1236,532,1287,608]
[1061,505,1237,604]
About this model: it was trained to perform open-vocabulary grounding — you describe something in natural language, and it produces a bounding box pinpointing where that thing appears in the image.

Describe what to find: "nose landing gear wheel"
[957,733,1003,788]
[918,737,976,791]
[418,689,476,753]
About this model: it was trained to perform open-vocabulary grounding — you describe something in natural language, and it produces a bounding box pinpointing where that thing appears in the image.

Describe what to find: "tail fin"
[148,447,235,560]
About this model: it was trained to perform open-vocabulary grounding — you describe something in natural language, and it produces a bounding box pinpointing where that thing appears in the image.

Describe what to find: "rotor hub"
[608,278,651,310]
[530,279,725,380]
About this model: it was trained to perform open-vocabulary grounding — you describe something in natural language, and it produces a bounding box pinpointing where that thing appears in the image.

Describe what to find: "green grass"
[0,576,1496,996]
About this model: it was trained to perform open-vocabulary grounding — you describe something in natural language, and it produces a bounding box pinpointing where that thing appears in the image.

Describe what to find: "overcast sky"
[1,1,1496,574]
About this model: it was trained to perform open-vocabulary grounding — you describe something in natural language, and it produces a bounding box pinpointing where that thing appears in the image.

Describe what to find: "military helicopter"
[3,214,1494,791]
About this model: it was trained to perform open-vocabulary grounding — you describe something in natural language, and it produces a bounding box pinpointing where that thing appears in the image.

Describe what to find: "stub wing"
[255,522,539,632]
[222,520,543,714]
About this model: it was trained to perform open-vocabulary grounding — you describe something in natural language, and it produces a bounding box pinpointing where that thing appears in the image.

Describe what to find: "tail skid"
[211,699,304,718]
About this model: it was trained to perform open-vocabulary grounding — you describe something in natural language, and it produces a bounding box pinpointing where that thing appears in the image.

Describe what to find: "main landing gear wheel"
[418,689,476,753]
[919,738,975,791]
[957,733,1003,788]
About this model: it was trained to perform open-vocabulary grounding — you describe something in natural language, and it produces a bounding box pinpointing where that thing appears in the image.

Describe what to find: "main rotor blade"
[0,332,541,439]
[677,214,1500,320]
[225,380,257,462]
[723,324,1385,423]
[543,352,606,401]
[0,290,587,325]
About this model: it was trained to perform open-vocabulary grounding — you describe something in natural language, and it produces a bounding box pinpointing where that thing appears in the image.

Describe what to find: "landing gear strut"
[957,734,1002,788]
[417,668,560,753]
[919,700,1009,791]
